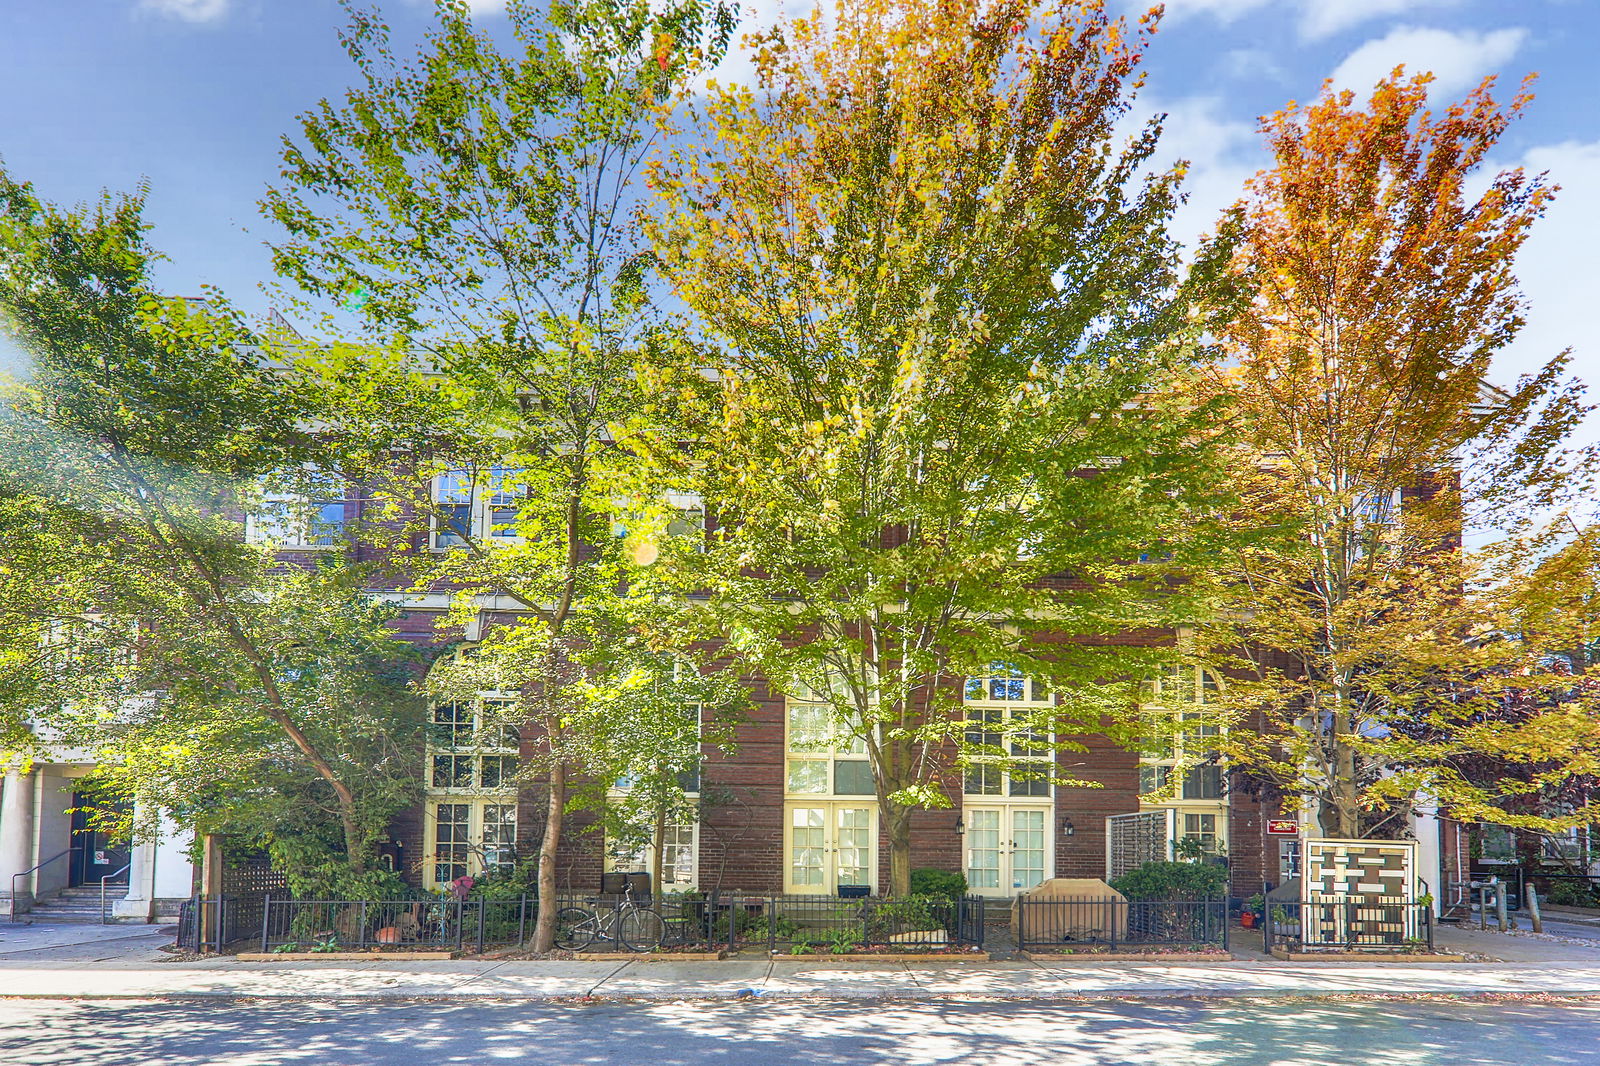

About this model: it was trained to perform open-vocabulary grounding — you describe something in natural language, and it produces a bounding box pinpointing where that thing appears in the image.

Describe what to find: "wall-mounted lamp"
[954,816,965,835]
[1060,817,1076,838]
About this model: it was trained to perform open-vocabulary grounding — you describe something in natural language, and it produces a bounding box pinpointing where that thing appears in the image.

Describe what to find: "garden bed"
[236,950,453,961]
[1019,949,1233,962]
[573,950,727,961]
[772,950,990,962]
[1268,946,1465,963]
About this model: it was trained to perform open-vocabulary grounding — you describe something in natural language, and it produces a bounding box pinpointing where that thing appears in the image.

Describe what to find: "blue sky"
[1,0,1596,431]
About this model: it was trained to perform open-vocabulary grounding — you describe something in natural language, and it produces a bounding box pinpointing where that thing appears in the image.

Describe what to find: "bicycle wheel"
[554,907,596,951]
[619,908,667,952]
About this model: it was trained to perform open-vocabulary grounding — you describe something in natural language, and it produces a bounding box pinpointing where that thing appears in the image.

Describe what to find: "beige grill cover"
[1010,878,1128,944]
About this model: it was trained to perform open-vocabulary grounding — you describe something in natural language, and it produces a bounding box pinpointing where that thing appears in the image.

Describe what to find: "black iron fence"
[1263,895,1433,953]
[175,895,271,954]
[1528,873,1600,909]
[726,893,986,953]
[175,890,987,955]
[1014,898,1228,953]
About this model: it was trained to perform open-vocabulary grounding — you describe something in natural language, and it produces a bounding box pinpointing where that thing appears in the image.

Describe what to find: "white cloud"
[1136,0,1464,40]
[1300,0,1462,40]
[703,0,814,91]
[1493,141,1600,416]
[1133,95,1262,251]
[137,0,228,23]
[1327,26,1527,101]
[1140,0,1272,24]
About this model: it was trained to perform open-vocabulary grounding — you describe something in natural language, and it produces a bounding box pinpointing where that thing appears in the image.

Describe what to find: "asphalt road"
[2,996,1598,1065]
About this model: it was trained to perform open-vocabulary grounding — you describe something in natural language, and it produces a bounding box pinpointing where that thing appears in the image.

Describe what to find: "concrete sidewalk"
[2,918,1599,1002]
[4,955,1600,1001]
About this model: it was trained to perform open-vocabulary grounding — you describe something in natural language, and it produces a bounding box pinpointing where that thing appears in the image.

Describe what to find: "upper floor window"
[962,668,1053,797]
[1138,665,1224,802]
[247,474,346,549]
[426,698,521,792]
[785,683,873,796]
[432,466,524,548]
[965,665,1049,704]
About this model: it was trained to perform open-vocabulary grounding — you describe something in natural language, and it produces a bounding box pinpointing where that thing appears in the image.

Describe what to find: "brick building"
[241,465,1474,909]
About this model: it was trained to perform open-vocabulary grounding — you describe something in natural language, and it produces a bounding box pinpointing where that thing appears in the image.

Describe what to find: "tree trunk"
[651,805,667,902]
[530,758,566,953]
[884,802,913,897]
[1326,734,1362,838]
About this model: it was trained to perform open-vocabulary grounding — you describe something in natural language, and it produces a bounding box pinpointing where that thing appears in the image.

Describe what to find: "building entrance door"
[784,803,877,894]
[68,792,131,887]
[963,805,1051,896]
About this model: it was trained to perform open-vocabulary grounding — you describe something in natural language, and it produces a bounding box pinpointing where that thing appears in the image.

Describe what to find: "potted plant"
[1242,893,1265,928]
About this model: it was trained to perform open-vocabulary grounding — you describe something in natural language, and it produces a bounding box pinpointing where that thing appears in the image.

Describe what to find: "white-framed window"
[424,697,520,888]
[606,698,703,891]
[962,668,1053,798]
[431,465,524,548]
[1138,665,1227,855]
[604,814,699,892]
[665,491,706,545]
[784,687,874,797]
[247,473,347,548]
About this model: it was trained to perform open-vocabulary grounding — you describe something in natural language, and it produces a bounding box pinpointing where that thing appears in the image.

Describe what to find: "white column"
[0,770,38,911]
[1411,801,1443,916]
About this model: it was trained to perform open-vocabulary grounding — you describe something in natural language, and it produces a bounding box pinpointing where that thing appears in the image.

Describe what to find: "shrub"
[737,911,802,941]
[910,868,968,901]
[286,861,408,902]
[867,895,947,938]
[1546,880,1599,908]
[1111,861,1227,901]
[467,860,539,901]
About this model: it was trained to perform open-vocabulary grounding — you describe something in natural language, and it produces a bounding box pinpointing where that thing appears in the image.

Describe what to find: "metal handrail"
[99,863,132,924]
[9,848,74,922]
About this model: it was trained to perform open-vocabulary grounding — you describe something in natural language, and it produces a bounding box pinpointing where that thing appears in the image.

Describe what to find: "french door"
[784,803,877,894]
[963,805,1051,896]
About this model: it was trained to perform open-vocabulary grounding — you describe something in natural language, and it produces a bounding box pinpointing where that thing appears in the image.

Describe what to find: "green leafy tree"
[645,0,1239,894]
[0,170,421,873]
[262,0,738,948]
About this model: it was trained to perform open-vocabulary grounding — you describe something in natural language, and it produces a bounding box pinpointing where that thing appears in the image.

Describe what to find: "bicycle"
[554,884,666,952]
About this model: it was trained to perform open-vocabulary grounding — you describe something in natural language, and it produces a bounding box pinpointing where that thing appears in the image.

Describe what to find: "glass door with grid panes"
[963,806,1051,895]
[428,800,517,887]
[785,803,876,893]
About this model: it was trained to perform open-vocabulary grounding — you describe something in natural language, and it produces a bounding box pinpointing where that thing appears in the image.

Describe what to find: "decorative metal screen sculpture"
[1105,809,1175,881]
[1301,838,1418,947]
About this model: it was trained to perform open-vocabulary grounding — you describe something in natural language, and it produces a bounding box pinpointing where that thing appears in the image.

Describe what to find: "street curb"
[4,989,1600,1005]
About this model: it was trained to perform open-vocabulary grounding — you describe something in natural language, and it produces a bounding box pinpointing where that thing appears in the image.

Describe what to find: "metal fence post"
[455,898,464,951]
[1220,900,1229,952]
[976,897,985,951]
[518,896,528,945]
[261,895,271,953]
[477,901,485,954]
[1424,902,1434,952]
[1016,895,1025,952]
[1108,899,1117,953]
[358,901,369,951]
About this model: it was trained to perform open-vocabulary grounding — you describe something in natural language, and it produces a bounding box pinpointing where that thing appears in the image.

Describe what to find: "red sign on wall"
[1266,819,1300,836]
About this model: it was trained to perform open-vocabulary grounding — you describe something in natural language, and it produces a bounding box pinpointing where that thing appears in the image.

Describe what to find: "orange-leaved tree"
[1196,71,1600,842]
